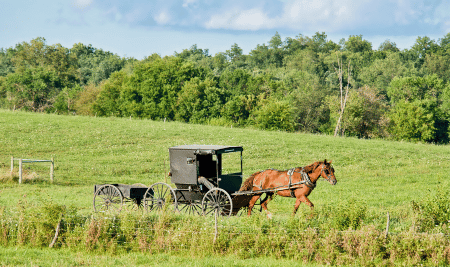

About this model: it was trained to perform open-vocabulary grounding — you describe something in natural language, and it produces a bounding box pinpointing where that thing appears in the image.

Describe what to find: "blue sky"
[1,0,450,59]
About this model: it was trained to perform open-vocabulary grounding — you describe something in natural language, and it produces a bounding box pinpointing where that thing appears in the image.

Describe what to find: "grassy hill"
[1,109,449,226]
[2,109,450,266]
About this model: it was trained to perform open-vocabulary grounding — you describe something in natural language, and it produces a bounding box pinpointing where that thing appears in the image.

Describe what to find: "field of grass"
[1,109,450,265]
[0,247,324,267]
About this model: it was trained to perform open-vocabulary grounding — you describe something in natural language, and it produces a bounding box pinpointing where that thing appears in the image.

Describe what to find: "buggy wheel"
[93,184,123,213]
[143,182,177,212]
[202,188,233,217]
[176,201,203,215]
[123,198,143,212]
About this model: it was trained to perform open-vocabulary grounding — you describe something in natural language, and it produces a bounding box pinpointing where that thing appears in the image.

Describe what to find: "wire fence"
[3,211,450,267]
[1,212,449,240]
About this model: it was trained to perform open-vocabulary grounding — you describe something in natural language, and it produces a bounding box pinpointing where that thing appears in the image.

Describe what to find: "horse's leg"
[260,193,274,219]
[293,195,314,216]
[247,195,261,216]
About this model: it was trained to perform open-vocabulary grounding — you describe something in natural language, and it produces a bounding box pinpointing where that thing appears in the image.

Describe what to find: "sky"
[1,0,450,59]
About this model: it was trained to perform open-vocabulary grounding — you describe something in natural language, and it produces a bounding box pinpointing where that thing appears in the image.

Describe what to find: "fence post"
[19,159,23,184]
[214,209,218,243]
[50,157,54,182]
[385,212,390,239]
[11,156,14,174]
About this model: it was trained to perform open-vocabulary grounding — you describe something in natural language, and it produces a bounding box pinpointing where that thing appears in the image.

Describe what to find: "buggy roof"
[169,145,243,155]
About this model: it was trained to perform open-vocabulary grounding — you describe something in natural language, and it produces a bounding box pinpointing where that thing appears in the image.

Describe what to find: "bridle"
[320,164,335,182]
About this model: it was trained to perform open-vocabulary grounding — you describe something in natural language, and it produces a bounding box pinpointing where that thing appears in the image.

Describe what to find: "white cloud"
[204,0,380,32]
[393,0,423,25]
[205,8,277,30]
[85,0,448,37]
[433,1,450,32]
[155,11,171,25]
[72,0,93,9]
[182,0,198,8]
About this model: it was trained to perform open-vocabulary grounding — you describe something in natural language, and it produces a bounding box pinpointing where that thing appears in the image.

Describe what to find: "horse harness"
[287,168,315,197]
[252,164,332,198]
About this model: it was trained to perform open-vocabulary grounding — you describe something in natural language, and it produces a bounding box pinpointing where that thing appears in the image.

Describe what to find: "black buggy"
[93,145,254,216]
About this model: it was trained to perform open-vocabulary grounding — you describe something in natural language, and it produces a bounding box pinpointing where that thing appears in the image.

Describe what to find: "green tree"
[268,32,282,49]
[218,68,252,96]
[3,66,58,111]
[1,37,79,111]
[0,48,15,77]
[281,69,328,132]
[327,86,389,138]
[222,94,256,125]
[93,71,128,116]
[53,84,83,113]
[378,39,400,52]
[119,57,201,119]
[284,49,328,83]
[387,75,444,104]
[389,99,438,142]
[421,53,450,83]
[226,43,243,62]
[359,52,417,96]
[175,78,224,123]
[344,35,372,53]
[71,43,127,85]
[410,36,439,68]
[251,97,295,131]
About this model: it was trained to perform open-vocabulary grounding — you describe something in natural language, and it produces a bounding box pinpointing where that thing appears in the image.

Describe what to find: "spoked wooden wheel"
[93,184,123,213]
[122,184,146,211]
[202,188,233,217]
[143,182,177,212]
[177,201,203,215]
[122,198,143,212]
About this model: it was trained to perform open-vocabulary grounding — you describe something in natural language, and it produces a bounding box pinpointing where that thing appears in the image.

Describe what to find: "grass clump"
[412,189,450,233]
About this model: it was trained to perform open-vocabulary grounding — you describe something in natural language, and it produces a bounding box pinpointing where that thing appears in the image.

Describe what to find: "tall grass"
[1,196,450,266]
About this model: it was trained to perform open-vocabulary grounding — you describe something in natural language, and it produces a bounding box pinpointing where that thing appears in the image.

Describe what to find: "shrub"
[412,190,450,232]
[251,97,295,132]
[322,198,367,231]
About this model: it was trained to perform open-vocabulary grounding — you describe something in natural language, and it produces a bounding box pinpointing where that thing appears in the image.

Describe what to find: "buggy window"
[221,152,242,175]
[197,154,217,178]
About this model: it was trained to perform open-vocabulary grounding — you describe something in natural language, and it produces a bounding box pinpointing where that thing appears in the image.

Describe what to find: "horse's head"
[320,159,337,185]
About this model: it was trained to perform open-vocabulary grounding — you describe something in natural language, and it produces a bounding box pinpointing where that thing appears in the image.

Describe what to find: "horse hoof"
[267,213,273,219]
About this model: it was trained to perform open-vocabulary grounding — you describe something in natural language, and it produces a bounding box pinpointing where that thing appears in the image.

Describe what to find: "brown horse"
[239,160,336,218]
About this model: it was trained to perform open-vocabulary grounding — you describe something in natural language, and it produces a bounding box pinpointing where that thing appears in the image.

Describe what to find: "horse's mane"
[302,161,324,173]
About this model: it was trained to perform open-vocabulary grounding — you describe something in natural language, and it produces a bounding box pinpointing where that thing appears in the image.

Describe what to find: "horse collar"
[287,168,296,197]
[301,167,316,189]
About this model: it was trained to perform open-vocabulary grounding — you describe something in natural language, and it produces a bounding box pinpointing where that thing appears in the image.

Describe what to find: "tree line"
[1,33,450,143]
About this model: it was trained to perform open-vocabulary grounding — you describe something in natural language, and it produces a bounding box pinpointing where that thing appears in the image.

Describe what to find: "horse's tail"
[239,171,261,191]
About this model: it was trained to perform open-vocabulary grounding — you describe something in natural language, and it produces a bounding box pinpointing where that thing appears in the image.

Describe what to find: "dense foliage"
[2,33,450,143]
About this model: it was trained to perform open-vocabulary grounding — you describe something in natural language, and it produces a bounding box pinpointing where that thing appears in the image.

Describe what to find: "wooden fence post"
[385,212,390,239]
[11,156,14,174]
[19,159,23,184]
[50,157,54,182]
[214,209,218,243]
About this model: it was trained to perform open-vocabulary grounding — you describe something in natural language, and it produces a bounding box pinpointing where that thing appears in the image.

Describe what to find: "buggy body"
[169,145,243,204]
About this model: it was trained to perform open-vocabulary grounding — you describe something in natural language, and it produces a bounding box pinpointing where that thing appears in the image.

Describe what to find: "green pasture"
[1,109,449,216]
[1,109,449,222]
[0,247,323,267]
